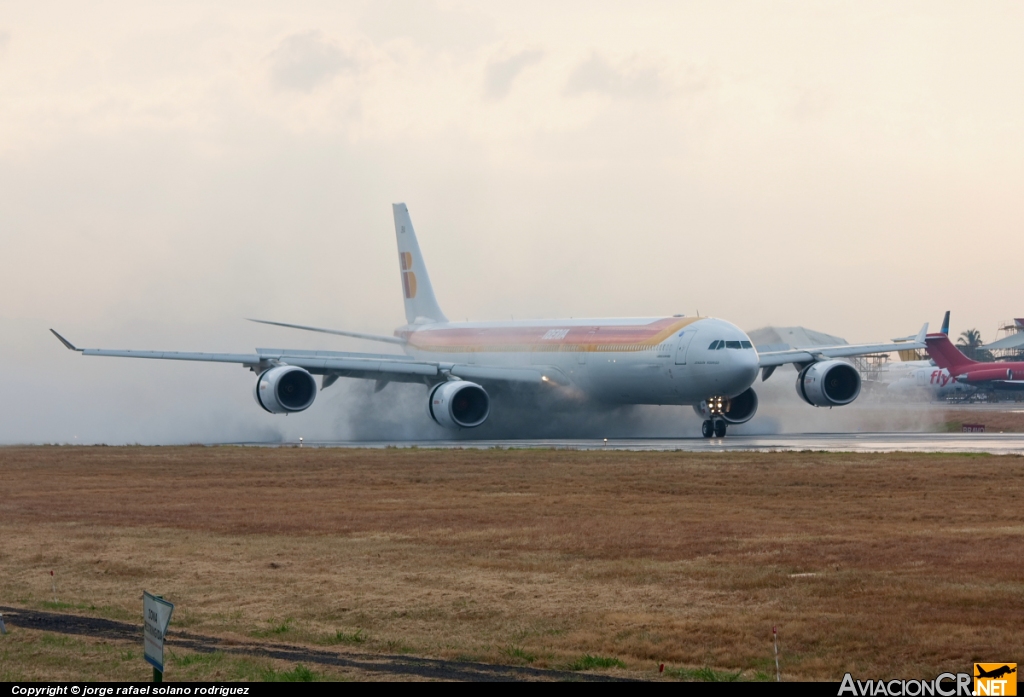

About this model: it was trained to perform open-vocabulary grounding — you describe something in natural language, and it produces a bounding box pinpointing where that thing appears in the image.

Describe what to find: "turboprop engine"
[693,387,759,424]
[429,381,490,429]
[796,360,861,407]
[253,366,317,413]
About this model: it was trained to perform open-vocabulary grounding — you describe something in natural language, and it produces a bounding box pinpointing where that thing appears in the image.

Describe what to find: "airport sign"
[143,591,174,674]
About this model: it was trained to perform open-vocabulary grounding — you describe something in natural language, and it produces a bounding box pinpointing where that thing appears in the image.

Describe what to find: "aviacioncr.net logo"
[839,673,973,696]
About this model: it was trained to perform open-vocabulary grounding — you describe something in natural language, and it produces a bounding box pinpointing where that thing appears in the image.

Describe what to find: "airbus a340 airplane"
[51,204,927,438]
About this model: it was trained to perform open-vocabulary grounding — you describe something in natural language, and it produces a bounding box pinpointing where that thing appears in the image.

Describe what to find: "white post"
[773,625,781,682]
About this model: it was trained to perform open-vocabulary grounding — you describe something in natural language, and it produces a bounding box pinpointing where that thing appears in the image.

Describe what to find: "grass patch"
[175,651,225,668]
[260,664,318,682]
[665,665,743,682]
[39,633,83,648]
[40,601,96,612]
[501,645,536,664]
[324,628,366,645]
[36,601,133,622]
[565,654,626,671]
[253,618,293,637]
[382,639,413,654]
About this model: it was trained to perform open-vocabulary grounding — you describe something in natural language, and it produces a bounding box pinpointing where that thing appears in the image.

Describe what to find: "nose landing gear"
[698,395,731,438]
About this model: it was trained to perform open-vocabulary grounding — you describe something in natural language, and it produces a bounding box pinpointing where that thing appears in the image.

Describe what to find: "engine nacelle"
[796,360,861,407]
[692,388,759,424]
[254,366,317,414]
[721,387,758,424]
[429,381,490,429]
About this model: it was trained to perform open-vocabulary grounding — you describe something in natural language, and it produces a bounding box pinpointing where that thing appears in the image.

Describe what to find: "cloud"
[268,31,354,92]
[484,49,543,100]
[564,53,663,99]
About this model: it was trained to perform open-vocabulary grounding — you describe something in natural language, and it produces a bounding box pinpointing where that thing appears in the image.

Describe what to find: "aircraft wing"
[757,323,929,370]
[49,330,562,386]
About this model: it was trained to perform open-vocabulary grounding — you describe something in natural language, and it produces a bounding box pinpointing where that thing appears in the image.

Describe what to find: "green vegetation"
[664,665,744,682]
[259,664,318,682]
[564,654,626,671]
[40,601,96,611]
[957,329,994,362]
[382,639,413,654]
[325,628,366,645]
[254,617,293,637]
[174,651,225,668]
[501,645,537,664]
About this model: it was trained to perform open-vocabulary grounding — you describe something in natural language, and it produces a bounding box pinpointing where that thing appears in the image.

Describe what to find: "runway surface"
[256,432,1024,454]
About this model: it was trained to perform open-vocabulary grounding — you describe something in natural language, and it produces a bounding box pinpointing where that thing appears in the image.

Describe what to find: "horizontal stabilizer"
[248,319,406,345]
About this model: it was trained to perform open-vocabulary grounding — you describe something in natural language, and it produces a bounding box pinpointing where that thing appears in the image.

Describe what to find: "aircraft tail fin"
[924,332,978,372]
[392,203,448,325]
[940,310,950,336]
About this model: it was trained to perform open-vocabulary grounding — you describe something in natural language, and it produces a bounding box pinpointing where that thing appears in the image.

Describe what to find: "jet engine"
[796,360,861,407]
[254,366,317,413]
[693,387,758,424]
[721,387,758,424]
[429,381,490,429]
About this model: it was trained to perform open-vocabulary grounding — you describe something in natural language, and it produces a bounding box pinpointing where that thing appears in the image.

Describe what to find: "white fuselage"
[882,361,974,398]
[397,316,759,405]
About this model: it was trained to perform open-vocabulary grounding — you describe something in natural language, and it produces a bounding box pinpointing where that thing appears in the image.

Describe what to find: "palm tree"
[957,328,993,361]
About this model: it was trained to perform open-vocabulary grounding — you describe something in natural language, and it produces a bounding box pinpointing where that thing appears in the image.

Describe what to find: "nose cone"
[719,348,758,396]
[719,322,759,395]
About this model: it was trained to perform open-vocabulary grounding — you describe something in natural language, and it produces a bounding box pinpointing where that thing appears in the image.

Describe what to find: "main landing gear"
[702,419,727,438]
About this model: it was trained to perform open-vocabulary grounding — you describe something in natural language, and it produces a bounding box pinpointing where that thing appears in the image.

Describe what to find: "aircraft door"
[675,331,695,365]
[578,327,599,365]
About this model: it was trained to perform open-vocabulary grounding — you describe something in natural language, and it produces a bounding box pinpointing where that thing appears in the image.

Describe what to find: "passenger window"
[726,341,741,349]
[708,341,720,350]
[740,341,752,349]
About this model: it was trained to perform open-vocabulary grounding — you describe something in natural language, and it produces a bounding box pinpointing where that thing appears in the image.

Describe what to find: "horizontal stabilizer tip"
[50,329,79,351]
[914,322,929,344]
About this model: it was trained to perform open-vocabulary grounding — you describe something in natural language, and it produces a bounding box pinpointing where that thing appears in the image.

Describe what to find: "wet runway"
[281,432,1024,454]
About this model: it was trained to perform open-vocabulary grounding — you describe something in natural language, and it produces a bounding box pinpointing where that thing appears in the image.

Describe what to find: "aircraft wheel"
[701,420,714,438]
[714,420,727,437]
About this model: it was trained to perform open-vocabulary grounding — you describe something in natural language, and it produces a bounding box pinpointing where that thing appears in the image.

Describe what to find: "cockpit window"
[726,341,741,349]
[740,340,753,349]
[708,340,720,350]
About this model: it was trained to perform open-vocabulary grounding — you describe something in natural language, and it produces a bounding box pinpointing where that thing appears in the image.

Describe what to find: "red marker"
[659,664,665,673]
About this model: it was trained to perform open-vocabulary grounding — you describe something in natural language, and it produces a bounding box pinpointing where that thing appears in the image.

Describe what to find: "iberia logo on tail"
[399,252,417,299]
[975,664,1017,696]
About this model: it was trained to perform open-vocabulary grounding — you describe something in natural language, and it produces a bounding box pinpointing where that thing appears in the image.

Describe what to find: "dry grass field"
[1,446,1022,681]
[942,408,1024,432]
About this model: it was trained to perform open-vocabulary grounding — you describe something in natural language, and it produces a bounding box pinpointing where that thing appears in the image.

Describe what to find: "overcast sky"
[2,1,1022,443]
